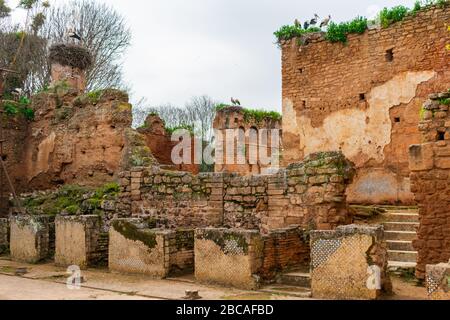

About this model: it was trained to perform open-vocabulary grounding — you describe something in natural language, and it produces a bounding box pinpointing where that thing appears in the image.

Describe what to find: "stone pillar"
[194,228,264,290]
[0,218,9,254]
[10,215,53,263]
[310,225,391,300]
[409,91,450,279]
[55,215,108,269]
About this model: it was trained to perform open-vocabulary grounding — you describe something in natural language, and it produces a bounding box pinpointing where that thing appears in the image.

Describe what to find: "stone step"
[385,231,417,241]
[387,240,415,252]
[260,285,312,299]
[383,222,419,232]
[388,250,418,263]
[388,261,417,271]
[279,272,311,288]
[384,213,419,223]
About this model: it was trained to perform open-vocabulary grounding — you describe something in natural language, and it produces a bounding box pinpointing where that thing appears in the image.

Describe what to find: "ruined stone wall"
[426,261,450,300]
[118,152,355,233]
[310,225,391,300]
[119,167,224,229]
[213,106,282,176]
[137,114,199,174]
[55,215,108,268]
[282,5,450,204]
[22,89,133,191]
[109,219,194,277]
[10,215,54,263]
[195,228,264,290]
[409,91,450,279]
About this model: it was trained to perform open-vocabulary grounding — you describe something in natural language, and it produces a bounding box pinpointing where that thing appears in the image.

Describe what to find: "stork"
[67,28,82,41]
[309,14,319,26]
[303,21,310,30]
[231,98,241,106]
[320,15,332,28]
[11,88,23,97]
[294,19,301,28]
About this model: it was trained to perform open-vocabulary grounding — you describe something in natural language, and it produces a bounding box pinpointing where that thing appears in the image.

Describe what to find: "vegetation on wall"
[21,183,120,216]
[1,97,35,121]
[216,104,282,123]
[274,0,449,44]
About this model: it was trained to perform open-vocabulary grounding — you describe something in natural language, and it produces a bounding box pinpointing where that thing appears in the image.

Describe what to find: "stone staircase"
[261,268,312,298]
[382,207,419,270]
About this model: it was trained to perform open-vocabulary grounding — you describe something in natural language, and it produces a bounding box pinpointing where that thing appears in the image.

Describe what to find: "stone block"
[409,144,434,171]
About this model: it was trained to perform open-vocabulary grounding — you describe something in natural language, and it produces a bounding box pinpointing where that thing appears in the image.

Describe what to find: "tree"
[40,0,131,91]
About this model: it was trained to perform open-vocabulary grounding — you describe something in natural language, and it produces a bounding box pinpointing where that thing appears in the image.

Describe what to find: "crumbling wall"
[0,218,9,254]
[259,226,310,281]
[137,114,199,174]
[426,261,450,300]
[55,215,108,268]
[310,225,391,300]
[118,167,224,229]
[409,91,450,279]
[10,215,53,263]
[22,89,132,191]
[195,228,264,290]
[213,106,282,175]
[109,219,194,277]
[117,151,355,233]
[281,5,450,204]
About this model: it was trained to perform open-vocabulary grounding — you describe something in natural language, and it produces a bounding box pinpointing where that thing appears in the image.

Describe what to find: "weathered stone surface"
[0,218,8,254]
[310,225,391,300]
[426,262,450,300]
[281,6,449,205]
[10,215,53,264]
[55,215,108,269]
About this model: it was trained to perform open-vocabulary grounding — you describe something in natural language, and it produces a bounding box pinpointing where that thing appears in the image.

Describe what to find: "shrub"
[325,16,368,43]
[379,5,410,28]
[274,25,321,43]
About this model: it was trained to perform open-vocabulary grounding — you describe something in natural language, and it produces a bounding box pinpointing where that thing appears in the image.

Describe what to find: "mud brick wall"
[310,225,391,300]
[195,228,264,290]
[409,91,450,279]
[0,218,9,254]
[55,215,108,268]
[223,174,268,230]
[10,215,54,263]
[426,261,450,300]
[109,219,194,277]
[259,226,310,281]
[281,5,450,205]
[264,152,355,232]
[119,167,224,228]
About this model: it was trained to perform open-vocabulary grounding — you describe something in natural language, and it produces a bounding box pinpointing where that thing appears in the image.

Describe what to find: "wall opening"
[385,49,394,62]
[359,93,366,101]
[299,68,304,74]
[437,131,445,141]
[394,117,401,123]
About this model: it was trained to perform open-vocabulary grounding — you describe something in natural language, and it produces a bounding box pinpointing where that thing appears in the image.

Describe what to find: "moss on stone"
[199,230,249,254]
[112,220,157,249]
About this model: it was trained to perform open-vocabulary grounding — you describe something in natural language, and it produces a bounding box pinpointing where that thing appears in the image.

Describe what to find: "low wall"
[10,215,53,263]
[310,225,391,300]
[109,219,194,277]
[259,226,310,281]
[426,261,450,300]
[55,215,108,268]
[409,92,450,279]
[0,218,9,254]
[195,228,264,290]
[118,152,355,233]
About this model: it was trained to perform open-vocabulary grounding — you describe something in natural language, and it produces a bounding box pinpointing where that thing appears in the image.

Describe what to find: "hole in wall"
[1,154,7,161]
[386,49,394,62]
[299,68,304,74]
[302,100,307,108]
[437,132,445,141]
[359,93,366,101]
[394,117,401,123]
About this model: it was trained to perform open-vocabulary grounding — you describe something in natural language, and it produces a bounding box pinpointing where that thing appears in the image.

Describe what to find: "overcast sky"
[11,0,418,111]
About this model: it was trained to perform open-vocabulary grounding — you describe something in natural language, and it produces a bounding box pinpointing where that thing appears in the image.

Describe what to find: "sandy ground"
[0,257,429,300]
[0,258,306,300]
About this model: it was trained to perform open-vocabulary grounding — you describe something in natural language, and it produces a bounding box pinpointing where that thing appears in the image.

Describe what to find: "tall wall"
[281,5,450,204]
[409,91,450,279]
[213,106,282,175]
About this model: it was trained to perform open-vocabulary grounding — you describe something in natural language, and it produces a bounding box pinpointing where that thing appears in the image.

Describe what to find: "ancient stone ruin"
[0,3,449,301]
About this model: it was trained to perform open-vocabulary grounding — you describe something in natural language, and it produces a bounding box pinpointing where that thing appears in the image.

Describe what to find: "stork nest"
[49,44,93,70]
